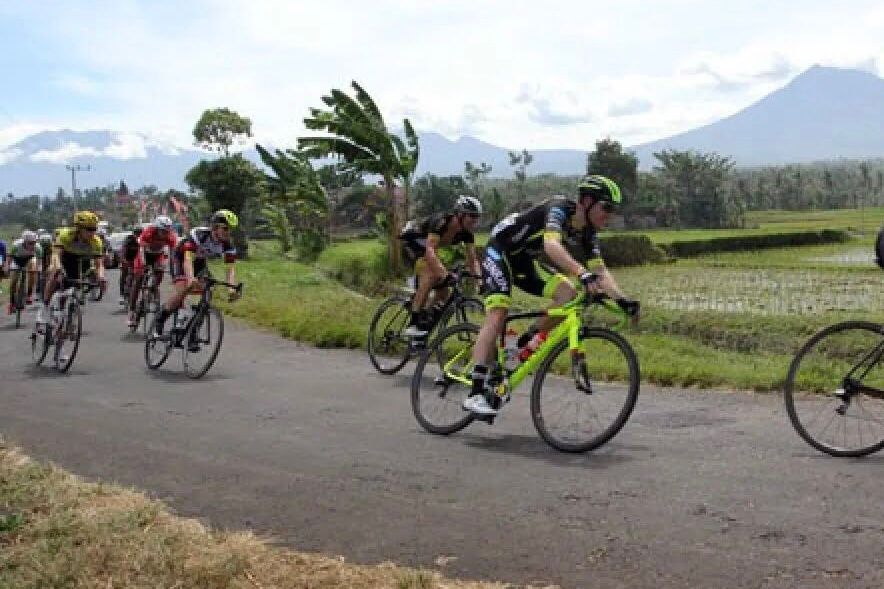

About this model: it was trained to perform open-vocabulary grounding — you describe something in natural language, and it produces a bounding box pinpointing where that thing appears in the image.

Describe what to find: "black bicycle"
[9,269,29,329]
[367,265,484,375]
[145,276,243,379]
[130,267,163,336]
[784,321,884,457]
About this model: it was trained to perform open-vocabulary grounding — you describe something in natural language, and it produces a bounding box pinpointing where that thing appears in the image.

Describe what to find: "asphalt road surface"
[2,278,883,588]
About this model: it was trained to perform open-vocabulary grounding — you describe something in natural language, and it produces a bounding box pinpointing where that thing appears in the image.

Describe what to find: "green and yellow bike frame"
[442,293,626,395]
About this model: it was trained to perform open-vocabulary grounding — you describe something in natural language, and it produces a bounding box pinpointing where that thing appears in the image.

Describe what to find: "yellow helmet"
[211,209,239,229]
[73,210,99,229]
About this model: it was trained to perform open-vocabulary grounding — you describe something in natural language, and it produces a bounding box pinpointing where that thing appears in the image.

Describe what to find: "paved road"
[1,279,883,588]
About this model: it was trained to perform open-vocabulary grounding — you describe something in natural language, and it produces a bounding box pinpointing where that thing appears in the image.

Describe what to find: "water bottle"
[503,328,520,370]
[518,331,548,362]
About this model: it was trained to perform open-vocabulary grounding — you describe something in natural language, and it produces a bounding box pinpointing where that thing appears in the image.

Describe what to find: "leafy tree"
[587,138,638,222]
[464,161,492,199]
[298,81,419,273]
[412,173,468,217]
[508,149,533,209]
[653,149,740,228]
[193,108,253,156]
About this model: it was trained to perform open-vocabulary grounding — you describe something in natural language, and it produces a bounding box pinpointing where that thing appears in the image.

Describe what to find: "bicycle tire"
[784,321,884,457]
[145,314,173,369]
[531,328,640,453]
[436,296,484,332]
[183,306,224,379]
[411,322,477,435]
[54,300,82,373]
[14,276,26,329]
[367,295,413,375]
[31,325,51,365]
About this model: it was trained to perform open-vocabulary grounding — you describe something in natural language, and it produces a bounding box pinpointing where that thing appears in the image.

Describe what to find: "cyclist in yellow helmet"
[38,211,106,327]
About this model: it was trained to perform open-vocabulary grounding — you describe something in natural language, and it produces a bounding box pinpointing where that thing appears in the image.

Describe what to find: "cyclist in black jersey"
[399,195,482,336]
[463,175,641,416]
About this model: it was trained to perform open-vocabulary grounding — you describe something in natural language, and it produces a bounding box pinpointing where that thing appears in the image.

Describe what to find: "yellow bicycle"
[411,293,640,452]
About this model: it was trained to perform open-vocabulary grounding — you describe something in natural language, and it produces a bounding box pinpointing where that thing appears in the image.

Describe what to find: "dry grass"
[0,438,549,589]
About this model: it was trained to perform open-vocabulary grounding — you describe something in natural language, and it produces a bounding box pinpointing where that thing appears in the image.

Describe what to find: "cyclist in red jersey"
[127,216,178,328]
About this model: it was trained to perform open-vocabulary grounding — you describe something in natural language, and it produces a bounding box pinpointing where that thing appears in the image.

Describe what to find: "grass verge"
[0,437,526,588]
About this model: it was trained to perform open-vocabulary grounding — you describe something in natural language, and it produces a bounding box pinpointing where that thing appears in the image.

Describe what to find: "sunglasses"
[82,226,97,232]
[466,213,481,219]
[213,224,230,230]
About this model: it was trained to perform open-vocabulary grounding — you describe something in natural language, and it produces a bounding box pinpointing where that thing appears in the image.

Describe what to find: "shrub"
[662,230,849,257]
[599,235,668,267]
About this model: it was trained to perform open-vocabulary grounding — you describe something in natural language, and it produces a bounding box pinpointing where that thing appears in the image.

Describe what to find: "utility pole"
[66,164,91,212]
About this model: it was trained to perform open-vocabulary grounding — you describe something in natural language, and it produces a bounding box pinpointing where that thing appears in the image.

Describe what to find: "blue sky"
[2,0,883,154]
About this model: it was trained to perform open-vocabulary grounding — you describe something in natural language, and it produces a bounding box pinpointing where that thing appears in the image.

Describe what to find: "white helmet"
[22,230,38,243]
[153,215,173,230]
[454,195,482,215]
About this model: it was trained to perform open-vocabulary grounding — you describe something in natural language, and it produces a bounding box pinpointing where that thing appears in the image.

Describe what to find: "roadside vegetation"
[0,438,514,589]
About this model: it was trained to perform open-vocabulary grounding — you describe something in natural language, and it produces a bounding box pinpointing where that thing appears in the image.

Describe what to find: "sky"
[1,0,884,156]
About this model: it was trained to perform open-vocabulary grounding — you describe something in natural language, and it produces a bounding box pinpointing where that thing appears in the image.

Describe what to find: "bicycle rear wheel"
[183,306,224,379]
[784,321,884,457]
[411,323,478,435]
[367,295,413,375]
[531,328,639,453]
[14,277,26,329]
[54,302,82,373]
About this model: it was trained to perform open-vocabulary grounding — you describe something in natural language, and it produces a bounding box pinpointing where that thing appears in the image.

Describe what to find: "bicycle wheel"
[367,295,413,375]
[436,296,484,333]
[784,321,884,457]
[31,324,51,365]
[183,306,224,379]
[14,277,26,329]
[145,314,173,369]
[531,328,640,453]
[54,301,82,373]
[411,323,478,435]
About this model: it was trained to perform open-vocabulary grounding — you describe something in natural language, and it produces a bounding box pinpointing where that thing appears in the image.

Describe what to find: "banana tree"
[298,81,419,273]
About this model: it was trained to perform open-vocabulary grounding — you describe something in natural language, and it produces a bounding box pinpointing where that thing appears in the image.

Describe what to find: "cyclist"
[153,209,240,340]
[119,225,143,305]
[0,237,7,289]
[399,195,482,337]
[36,230,53,298]
[463,175,640,416]
[6,230,42,314]
[127,216,177,328]
[38,211,107,328]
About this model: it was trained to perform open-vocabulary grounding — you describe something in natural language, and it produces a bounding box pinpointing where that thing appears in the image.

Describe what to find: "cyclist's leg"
[530,262,577,335]
[7,266,20,312]
[25,257,38,301]
[465,244,513,414]
[155,253,196,334]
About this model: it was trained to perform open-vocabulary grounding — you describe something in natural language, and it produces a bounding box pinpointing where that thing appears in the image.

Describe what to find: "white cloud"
[30,142,100,164]
[103,133,148,159]
[608,98,653,117]
[0,148,22,165]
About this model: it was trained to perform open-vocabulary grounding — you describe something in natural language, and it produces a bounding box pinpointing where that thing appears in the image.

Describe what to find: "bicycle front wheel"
[31,325,51,365]
[411,323,477,435]
[531,328,640,453]
[14,279,26,329]
[183,307,224,379]
[54,302,82,372]
[367,295,413,375]
[784,321,884,457]
[436,296,484,333]
[145,314,172,369]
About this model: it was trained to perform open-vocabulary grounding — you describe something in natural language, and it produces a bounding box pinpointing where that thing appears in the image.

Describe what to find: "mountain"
[3,65,884,195]
[630,65,884,168]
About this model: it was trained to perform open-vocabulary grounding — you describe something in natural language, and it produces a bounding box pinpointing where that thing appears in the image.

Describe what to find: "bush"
[662,230,849,257]
[598,235,668,267]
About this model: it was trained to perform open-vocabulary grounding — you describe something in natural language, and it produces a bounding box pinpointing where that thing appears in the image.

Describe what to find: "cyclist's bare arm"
[424,234,447,278]
[466,244,481,277]
[542,233,585,277]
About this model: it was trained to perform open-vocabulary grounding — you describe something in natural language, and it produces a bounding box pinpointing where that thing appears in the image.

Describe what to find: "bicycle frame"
[443,293,626,391]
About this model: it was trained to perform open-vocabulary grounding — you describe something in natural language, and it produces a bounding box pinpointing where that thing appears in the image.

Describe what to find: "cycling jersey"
[9,239,42,261]
[139,225,179,254]
[171,227,236,281]
[0,239,6,265]
[54,227,103,280]
[481,197,604,310]
[400,213,475,261]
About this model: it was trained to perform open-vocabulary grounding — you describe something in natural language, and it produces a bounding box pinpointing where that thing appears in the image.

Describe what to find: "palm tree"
[298,81,419,273]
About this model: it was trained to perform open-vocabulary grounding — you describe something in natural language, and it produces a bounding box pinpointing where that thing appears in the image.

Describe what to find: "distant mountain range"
[2,65,884,196]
